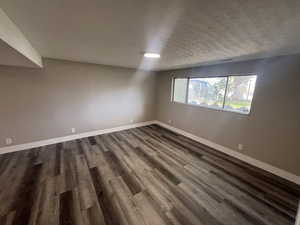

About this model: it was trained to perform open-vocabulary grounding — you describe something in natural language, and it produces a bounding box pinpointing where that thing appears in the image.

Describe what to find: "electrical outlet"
[5,138,13,145]
[168,120,172,124]
[130,119,134,123]
[71,128,76,133]
[238,144,244,151]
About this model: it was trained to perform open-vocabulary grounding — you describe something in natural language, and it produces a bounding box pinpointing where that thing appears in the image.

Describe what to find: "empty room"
[0,0,300,225]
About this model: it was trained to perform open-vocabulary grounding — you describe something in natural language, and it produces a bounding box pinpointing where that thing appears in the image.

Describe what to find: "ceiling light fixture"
[144,52,161,58]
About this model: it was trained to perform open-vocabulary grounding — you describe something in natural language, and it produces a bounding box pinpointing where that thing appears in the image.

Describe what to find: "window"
[188,77,227,109]
[224,75,257,114]
[172,75,257,114]
[173,78,188,103]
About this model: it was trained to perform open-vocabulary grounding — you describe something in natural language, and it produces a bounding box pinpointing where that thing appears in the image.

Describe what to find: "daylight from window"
[224,75,257,113]
[173,75,257,114]
[173,78,188,103]
[188,77,226,109]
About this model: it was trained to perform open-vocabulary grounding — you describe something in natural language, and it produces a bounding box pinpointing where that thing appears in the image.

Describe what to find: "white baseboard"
[0,120,155,155]
[296,201,300,225]
[1,119,299,187]
[153,120,300,186]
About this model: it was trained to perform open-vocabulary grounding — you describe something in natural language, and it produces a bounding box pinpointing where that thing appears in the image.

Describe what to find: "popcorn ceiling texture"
[1,0,300,70]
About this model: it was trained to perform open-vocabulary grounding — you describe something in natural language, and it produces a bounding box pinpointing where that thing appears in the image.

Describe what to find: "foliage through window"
[172,75,257,114]
[188,77,227,109]
[224,76,257,113]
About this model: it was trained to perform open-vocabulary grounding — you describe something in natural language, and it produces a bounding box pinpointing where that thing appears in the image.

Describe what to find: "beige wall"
[156,55,300,176]
[0,58,156,148]
[0,54,299,177]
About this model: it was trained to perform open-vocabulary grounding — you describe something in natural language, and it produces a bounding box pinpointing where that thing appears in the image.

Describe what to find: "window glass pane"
[173,78,188,103]
[188,77,227,109]
[224,75,257,114]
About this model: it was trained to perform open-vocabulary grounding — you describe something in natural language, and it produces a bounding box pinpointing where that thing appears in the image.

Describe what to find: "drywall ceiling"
[1,0,300,70]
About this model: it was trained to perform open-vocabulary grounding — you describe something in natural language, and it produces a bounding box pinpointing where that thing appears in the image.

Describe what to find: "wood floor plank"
[133,192,168,225]
[109,176,146,225]
[11,163,43,225]
[90,166,121,225]
[0,124,298,225]
[60,190,75,225]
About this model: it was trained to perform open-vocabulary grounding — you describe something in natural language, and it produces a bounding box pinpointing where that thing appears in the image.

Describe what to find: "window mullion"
[171,78,175,102]
[185,77,190,104]
[222,76,229,109]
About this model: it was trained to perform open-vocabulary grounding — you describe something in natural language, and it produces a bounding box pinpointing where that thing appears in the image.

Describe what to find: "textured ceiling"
[1,0,300,70]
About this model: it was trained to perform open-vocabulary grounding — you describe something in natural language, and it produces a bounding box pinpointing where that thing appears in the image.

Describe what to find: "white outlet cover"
[71,128,76,133]
[238,144,243,151]
[5,138,13,145]
[168,120,172,124]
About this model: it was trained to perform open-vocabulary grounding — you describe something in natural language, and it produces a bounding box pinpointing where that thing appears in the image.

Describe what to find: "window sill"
[172,101,251,115]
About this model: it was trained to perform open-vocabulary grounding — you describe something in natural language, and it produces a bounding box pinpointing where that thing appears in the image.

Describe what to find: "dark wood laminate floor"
[0,125,299,225]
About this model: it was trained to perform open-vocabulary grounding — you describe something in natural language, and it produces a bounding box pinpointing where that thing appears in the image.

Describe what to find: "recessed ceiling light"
[144,52,161,58]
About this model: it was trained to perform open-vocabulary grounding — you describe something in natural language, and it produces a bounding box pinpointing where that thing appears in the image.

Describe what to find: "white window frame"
[172,77,189,103]
[171,74,257,115]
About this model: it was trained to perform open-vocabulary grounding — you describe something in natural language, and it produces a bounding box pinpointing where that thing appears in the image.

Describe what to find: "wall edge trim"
[0,120,156,154]
[296,200,300,225]
[153,120,300,186]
